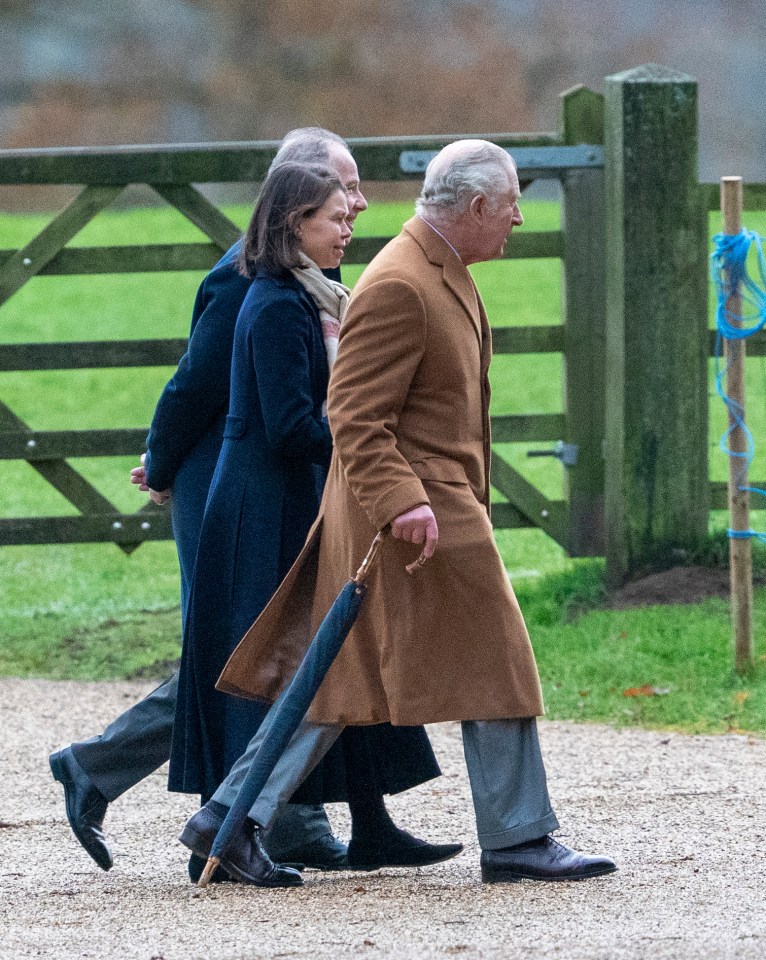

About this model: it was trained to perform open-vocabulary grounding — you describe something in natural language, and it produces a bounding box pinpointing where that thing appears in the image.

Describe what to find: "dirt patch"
[607,565,736,608]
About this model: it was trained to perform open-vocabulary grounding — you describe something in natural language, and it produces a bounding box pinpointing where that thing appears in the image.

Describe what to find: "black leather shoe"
[179,806,303,887]
[49,747,112,871]
[347,829,463,871]
[480,835,617,883]
[276,832,348,871]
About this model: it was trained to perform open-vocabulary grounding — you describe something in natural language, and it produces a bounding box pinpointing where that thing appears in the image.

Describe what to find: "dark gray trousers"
[69,671,332,857]
[71,673,180,803]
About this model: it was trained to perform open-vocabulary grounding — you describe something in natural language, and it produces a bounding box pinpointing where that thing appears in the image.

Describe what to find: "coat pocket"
[408,457,469,484]
[224,415,246,439]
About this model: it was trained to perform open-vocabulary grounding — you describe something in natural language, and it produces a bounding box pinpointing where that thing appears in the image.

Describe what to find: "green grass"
[0,538,183,679]
[515,560,766,736]
[1,200,765,736]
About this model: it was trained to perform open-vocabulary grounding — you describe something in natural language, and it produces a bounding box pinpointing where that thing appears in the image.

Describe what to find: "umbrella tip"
[197,856,221,888]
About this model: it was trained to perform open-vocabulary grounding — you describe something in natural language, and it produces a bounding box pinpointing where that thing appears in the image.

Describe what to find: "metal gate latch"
[526,441,578,467]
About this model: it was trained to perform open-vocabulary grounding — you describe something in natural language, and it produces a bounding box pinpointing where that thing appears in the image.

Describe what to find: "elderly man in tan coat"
[183,140,617,885]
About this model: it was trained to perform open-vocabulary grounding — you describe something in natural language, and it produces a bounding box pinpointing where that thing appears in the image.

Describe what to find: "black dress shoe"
[480,835,617,883]
[275,832,348,871]
[49,747,112,871]
[347,828,463,871]
[179,806,303,887]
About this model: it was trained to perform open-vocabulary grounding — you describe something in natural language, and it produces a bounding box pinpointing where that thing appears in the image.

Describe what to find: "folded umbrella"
[198,530,393,888]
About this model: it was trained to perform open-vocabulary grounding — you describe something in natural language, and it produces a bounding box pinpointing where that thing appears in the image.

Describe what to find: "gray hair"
[268,127,348,176]
[415,142,514,218]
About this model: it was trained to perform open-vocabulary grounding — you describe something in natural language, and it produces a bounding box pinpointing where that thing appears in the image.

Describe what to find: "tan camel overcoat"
[217,216,544,725]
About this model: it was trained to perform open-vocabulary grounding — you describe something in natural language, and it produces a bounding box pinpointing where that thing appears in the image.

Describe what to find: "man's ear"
[469,194,486,223]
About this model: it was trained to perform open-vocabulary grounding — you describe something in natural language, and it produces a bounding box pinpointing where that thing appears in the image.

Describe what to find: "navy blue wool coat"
[145,242,250,618]
[167,266,440,802]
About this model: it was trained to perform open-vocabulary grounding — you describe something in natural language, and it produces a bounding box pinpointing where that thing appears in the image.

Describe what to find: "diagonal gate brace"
[0,186,124,307]
[490,451,568,548]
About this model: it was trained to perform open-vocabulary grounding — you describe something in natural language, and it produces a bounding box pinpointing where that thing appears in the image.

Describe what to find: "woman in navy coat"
[170,163,448,870]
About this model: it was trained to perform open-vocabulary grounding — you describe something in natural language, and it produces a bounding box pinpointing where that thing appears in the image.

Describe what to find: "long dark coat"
[144,242,250,618]
[168,267,440,801]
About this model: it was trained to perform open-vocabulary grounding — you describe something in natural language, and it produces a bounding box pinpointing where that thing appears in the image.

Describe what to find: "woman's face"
[297,189,351,269]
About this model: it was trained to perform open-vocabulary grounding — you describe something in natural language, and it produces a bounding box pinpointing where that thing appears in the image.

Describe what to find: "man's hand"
[130,453,171,505]
[390,505,439,559]
[130,453,149,491]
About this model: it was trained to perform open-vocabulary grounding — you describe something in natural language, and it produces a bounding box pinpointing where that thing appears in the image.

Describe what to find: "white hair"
[415,142,514,219]
[268,127,348,176]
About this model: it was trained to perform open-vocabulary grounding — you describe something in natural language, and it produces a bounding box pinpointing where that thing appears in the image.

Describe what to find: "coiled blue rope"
[710,227,766,543]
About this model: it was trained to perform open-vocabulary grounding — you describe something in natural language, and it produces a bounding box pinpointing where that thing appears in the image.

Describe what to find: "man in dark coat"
[49,129,442,881]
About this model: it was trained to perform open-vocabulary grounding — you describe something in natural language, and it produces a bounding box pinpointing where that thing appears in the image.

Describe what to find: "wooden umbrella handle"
[353,527,430,583]
[405,552,428,575]
[353,531,386,585]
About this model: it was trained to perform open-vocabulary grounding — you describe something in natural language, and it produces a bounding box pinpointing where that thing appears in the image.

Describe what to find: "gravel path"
[1,678,764,960]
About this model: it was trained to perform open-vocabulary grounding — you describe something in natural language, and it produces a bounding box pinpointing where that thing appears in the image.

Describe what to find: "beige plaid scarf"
[291,254,351,374]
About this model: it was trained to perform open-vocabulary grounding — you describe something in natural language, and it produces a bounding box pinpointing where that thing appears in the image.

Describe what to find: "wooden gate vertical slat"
[560,86,607,556]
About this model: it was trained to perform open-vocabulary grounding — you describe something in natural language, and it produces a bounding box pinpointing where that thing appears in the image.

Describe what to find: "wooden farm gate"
[0,85,609,557]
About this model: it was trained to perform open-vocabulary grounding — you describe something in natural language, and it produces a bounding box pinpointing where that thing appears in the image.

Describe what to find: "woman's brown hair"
[238,162,344,277]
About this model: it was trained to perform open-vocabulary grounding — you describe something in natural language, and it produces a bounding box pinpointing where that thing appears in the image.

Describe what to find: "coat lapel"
[403,217,483,345]
[475,281,493,381]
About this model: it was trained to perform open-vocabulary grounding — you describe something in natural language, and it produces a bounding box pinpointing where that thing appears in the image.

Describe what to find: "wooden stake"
[721,176,754,672]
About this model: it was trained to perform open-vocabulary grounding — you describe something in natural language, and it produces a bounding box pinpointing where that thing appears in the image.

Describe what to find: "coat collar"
[402,216,482,343]
[252,266,322,322]
[254,265,299,287]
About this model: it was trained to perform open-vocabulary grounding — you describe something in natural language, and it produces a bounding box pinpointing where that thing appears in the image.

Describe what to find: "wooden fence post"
[603,65,709,586]
[720,176,754,672]
[560,85,606,555]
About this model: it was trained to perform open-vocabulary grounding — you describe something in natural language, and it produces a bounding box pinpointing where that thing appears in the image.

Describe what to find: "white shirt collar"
[418,216,462,263]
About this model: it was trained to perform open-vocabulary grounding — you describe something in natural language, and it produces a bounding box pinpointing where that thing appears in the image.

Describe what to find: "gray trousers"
[68,671,332,857]
[214,699,559,851]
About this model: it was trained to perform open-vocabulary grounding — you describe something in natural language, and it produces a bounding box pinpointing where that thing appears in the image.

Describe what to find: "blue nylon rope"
[710,227,766,541]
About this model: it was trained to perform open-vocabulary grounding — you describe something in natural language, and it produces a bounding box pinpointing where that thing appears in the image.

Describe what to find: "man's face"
[478,166,523,261]
[327,144,368,227]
